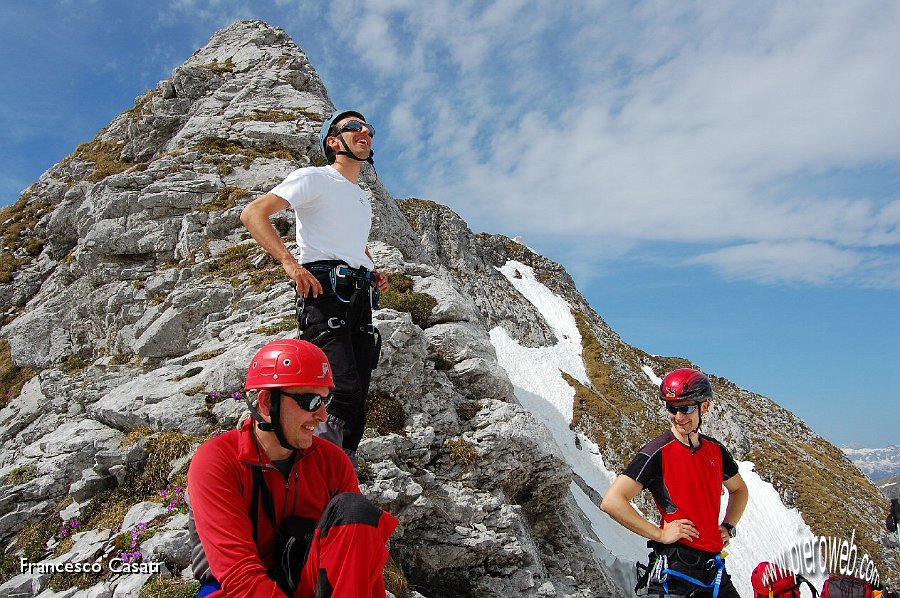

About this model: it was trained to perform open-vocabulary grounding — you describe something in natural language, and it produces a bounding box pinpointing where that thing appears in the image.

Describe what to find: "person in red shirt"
[601,368,749,597]
[186,338,398,597]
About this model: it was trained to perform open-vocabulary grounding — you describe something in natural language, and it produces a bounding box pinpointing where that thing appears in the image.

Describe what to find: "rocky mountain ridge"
[0,20,895,597]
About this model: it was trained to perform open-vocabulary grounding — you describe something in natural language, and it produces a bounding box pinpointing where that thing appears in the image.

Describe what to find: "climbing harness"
[636,544,727,597]
[289,262,382,362]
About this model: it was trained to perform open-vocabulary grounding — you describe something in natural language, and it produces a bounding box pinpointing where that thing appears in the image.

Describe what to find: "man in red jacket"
[601,368,749,598]
[187,338,398,597]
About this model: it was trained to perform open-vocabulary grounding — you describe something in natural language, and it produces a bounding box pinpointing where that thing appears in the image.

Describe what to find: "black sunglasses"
[665,403,700,415]
[280,391,332,412]
[335,120,375,137]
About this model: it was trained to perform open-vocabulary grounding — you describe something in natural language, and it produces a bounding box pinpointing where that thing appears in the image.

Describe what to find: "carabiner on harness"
[329,266,354,303]
[329,264,378,304]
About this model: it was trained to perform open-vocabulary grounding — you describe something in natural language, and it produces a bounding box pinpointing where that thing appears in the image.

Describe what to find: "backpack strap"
[251,466,278,544]
[797,574,819,598]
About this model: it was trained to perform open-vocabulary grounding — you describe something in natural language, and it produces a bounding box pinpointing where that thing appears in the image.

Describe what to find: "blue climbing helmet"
[319,109,374,165]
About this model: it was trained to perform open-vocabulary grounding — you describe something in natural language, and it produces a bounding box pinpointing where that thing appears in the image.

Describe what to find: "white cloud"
[687,240,900,288]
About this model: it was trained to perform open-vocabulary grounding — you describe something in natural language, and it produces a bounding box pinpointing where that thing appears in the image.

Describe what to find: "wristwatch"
[721,522,736,538]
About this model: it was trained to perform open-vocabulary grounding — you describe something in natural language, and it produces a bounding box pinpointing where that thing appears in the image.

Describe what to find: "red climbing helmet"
[659,368,713,403]
[245,339,334,390]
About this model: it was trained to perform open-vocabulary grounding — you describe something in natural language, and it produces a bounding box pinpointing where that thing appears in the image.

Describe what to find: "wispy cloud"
[687,241,899,287]
[301,1,900,287]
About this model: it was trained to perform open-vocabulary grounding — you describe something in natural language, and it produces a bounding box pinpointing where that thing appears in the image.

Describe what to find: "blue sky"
[1,1,897,448]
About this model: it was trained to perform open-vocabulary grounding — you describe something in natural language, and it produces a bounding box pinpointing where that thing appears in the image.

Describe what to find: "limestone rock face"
[0,19,895,598]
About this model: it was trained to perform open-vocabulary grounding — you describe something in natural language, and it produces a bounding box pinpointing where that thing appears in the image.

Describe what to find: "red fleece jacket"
[187,419,359,597]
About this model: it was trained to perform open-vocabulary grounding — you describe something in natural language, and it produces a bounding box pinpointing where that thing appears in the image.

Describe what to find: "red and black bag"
[751,562,818,598]
[821,575,874,598]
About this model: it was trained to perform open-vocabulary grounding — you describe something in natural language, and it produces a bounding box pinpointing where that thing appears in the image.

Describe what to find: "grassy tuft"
[4,463,39,486]
[207,243,288,292]
[379,273,436,328]
[121,425,154,448]
[272,216,292,237]
[61,354,90,375]
[233,109,297,123]
[1,553,19,584]
[447,438,478,467]
[189,349,226,362]
[173,366,203,382]
[255,316,297,336]
[184,383,207,397]
[47,570,100,591]
[131,431,198,495]
[80,430,200,536]
[385,272,413,293]
[82,495,132,533]
[0,252,29,284]
[357,460,374,484]
[139,578,201,598]
[384,555,410,598]
[199,186,251,212]
[0,188,50,283]
[0,338,36,408]
[366,393,406,435]
[71,139,137,182]
[455,401,481,421]
[110,352,132,365]
[569,314,663,461]
[203,57,235,73]
[17,512,59,561]
[191,137,302,168]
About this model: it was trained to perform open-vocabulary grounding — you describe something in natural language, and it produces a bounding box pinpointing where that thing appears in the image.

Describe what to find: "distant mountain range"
[843,445,900,484]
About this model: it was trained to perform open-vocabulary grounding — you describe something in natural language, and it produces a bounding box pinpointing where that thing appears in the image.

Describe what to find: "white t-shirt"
[269,165,373,269]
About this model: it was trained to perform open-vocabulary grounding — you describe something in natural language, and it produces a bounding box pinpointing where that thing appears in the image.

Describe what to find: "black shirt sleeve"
[720,444,739,480]
[624,449,661,487]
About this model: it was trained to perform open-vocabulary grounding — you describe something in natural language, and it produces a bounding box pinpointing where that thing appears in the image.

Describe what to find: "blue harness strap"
[197,580,221,597]
[329,264,377,303]
[304,262,377,305]
[661,554,725,598]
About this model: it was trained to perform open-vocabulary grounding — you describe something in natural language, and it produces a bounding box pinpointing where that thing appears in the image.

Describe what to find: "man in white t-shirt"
[240,109,389,464]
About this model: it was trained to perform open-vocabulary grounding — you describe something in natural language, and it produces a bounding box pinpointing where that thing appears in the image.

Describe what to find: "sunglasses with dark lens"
[336,120,375,137]
[665,403,700,415]
[280,391,332,412]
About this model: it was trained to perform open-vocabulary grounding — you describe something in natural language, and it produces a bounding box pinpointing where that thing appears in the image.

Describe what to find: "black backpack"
[886,498,900,533]
[821,575,874,598]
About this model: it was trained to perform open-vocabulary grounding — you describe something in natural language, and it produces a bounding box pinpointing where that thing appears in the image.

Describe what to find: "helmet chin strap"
[688,412,703,452]
[335,134,374,165]
[245,390,299,452]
